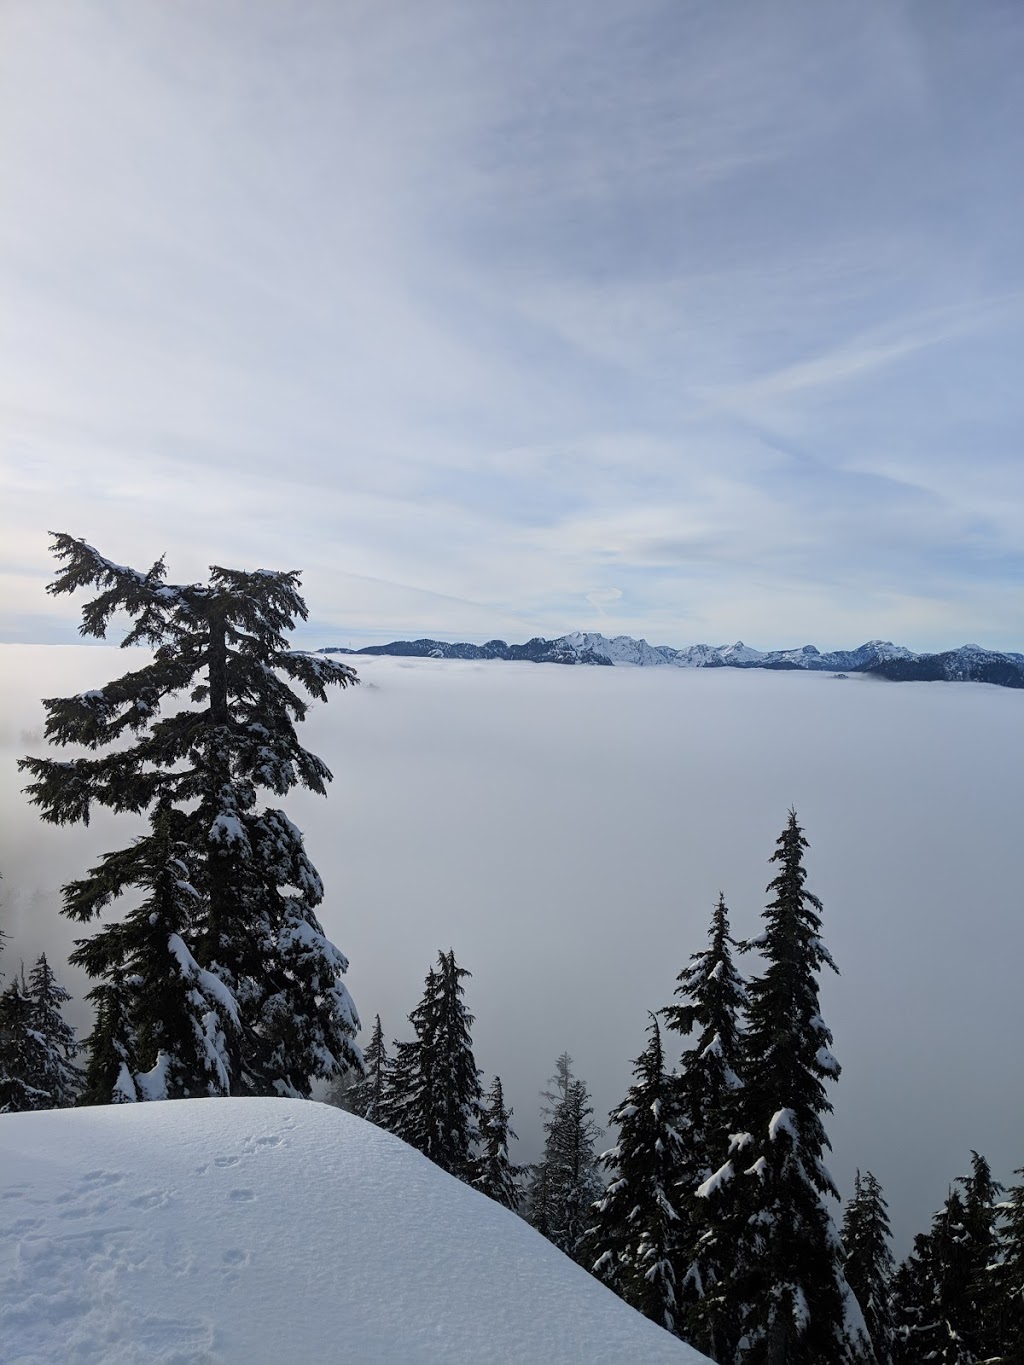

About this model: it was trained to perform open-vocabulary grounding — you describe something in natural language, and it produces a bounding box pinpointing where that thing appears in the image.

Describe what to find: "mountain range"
[320,633,1024,688]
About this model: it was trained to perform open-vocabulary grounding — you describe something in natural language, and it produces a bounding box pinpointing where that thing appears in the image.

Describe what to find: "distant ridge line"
[318,633,1024,688]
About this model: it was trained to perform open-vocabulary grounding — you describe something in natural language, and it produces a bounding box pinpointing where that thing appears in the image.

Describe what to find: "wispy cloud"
[2,0,1023,649]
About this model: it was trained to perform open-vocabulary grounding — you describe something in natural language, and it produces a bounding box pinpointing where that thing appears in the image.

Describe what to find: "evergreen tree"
[841,1171,895,1365]
[662,893,747,1359]
[587,1015,683,1333]
[726,810,873,1363]
[890,1226,937,1365]
[18,534,360,1101]
[340,1013,391,1123]
[992,1169,1024,1364]
[22,953,81,1109]
[472,1075,524,1210]
[892,1154,1003,1364]
[387,951,482,1179]
[525,1051,576,1242]
[526,1054,603,1264]
[0,968,40,1112]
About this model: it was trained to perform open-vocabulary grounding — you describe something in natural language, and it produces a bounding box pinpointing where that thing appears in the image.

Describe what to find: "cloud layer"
[3,646,1022,1255]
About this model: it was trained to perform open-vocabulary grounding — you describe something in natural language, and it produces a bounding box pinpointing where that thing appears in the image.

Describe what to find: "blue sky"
[2,0,1022,650]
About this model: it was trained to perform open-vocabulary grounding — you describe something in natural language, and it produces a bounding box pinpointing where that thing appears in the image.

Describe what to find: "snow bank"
[0,1098,707,1363]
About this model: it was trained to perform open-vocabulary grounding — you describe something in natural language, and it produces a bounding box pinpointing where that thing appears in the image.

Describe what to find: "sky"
[2,0,1024,652]
[3,646,1023,1259]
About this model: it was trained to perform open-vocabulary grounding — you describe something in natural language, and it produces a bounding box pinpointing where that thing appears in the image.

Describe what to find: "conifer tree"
[587,1016,683,1333]
[22,953,81,1109]
[841,1171,895,1365]
[724,810,873,1363]
[526,1054,603,1264]
[662,893,747,1358]
[889,1223,937,1365]
[387,951,482,1179]
[0,968,39,1112]
[525,1052,576,1242]
[18,534,360,1101]
[992,1169,1024,1364]
[892,1154,1003,1364]
[339,1013,391,1123]
[472,1075,523,1210]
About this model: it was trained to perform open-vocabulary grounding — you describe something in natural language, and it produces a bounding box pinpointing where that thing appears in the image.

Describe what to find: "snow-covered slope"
[0,1098,706,1364]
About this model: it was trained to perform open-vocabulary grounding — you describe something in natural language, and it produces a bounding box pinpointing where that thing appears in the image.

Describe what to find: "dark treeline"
[2,536,1022,1362]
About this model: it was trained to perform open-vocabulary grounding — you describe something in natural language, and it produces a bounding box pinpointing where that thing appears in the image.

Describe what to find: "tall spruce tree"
[18,535,360,1101]
[841,1171,895,1365]
[386,950,482,1179]
[587,1015,683,1333]
[726,810,873,1363]
[662,893,747,1359]
[472,1075,523,1210]
[526,1054,603,1264]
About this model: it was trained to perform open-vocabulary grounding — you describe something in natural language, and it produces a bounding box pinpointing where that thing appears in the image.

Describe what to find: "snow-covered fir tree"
[992,1168,1024,1364]
[0,968,38,1112]
[337,1013,390,1122]
[892,1153,1002,1364]
[526,1054,603,1264]
[723,810,873,1363]
[662,892,747,1359]
[0,950,80,1112]
[472,1075,524,1210]
[22,953,80,1109]
[386,951,482,1179]
[841,1171,894,1365]
[18,535,360,1101]
[587,1015,683,1333]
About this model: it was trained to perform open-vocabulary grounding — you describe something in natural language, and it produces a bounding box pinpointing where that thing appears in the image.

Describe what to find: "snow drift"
[0,1097,707,1363]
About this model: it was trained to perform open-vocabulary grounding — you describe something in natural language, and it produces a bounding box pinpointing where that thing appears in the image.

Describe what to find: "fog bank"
[2,645,1021,1255]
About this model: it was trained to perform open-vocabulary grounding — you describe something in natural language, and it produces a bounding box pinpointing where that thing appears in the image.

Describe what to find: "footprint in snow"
[130,1190,172,1210]
[228,1189,255,1202]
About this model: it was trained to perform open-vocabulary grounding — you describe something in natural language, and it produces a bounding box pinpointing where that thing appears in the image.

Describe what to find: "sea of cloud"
[2,644,1021,1255]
